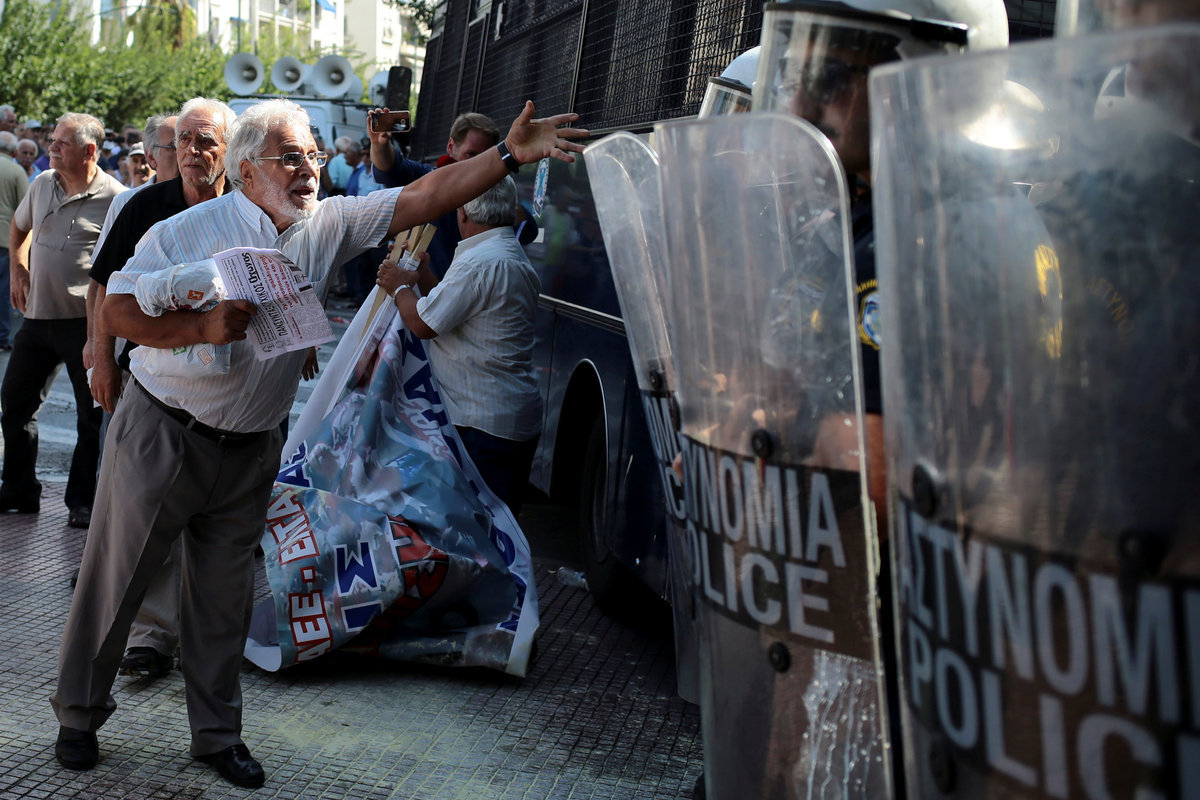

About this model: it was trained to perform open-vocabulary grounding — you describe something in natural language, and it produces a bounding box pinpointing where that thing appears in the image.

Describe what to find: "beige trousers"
[51,384,281,756]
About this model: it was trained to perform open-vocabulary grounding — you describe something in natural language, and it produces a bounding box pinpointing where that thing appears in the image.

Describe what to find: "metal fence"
[410,0,1059,162]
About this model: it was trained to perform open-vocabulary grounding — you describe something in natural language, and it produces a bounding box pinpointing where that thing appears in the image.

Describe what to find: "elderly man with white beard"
[50,98,588,790]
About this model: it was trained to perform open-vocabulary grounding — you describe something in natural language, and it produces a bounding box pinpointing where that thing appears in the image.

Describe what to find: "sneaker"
[119,647,174,678]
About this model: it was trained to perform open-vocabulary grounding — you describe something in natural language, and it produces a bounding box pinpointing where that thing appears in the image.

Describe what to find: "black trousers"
[1,317,101,509]
[455,425,538,517]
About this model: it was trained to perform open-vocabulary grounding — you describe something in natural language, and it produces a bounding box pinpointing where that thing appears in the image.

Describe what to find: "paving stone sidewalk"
[0,482,702,799]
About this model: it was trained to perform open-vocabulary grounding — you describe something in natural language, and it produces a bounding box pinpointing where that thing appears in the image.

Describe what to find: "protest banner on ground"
[244,286,538,676]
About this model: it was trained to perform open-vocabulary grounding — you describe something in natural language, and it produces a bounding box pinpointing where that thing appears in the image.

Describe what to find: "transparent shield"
[1056,0,1200,36]
[583,133,674,394]
[583,132,699,704]
[656,111,891,799]
[871,24,1200,799]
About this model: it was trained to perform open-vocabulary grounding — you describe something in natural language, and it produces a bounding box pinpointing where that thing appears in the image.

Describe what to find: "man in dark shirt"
[85,97,235,681]
[368,110,537,277]
[88,99,234,410]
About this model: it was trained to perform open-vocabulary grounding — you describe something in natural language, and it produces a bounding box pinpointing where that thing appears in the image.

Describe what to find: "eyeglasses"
[35,204,83,252]
[256,151,328,168]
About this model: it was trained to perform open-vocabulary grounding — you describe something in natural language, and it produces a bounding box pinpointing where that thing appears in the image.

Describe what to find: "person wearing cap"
[99,139,118,180]
[753,0,1006,518]
[123,142,154,188]
[706,3,1008,795]
[21,119,41,139]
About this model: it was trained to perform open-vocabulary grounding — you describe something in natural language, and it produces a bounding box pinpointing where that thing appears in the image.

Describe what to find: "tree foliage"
[0,0,384,130]
[381,0,437,44]
[0,0,228,130]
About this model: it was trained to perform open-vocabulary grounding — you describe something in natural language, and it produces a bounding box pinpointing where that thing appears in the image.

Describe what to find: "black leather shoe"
[0,484,39,513]
[67,506,91,529]
[55,726,98,770]
[196,743,265,788]
[119,646,174,678]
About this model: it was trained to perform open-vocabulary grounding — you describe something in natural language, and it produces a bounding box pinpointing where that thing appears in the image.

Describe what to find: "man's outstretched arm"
[385,102,587,238]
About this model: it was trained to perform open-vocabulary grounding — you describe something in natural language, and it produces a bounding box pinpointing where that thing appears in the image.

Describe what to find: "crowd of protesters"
[0,96,585,789]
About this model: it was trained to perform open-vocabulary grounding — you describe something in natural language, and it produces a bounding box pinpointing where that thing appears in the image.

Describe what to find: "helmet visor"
[698,77,754,117]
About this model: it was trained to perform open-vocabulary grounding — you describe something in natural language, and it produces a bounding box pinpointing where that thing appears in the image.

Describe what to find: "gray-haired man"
[1,113,124,524]
[375,175,542,514]
[86,99,235,685]
[52,97,586,789]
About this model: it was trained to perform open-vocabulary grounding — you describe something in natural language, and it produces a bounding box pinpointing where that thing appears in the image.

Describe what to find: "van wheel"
[579,416,635,616]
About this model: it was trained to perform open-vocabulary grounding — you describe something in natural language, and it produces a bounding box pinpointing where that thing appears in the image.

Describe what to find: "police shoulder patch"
[858,287,882,350]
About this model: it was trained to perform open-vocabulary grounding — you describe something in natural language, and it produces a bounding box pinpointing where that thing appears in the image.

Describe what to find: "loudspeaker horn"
[224,53,265,95]
[270,57,311,93]
[310,54,358,99]
[367,71,389,107]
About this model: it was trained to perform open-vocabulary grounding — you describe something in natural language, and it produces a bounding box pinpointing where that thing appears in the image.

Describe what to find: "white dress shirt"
[416,226,542,441]
[109,187,401,431]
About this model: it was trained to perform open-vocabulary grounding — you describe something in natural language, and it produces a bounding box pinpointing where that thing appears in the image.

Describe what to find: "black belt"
[133,380,268,447]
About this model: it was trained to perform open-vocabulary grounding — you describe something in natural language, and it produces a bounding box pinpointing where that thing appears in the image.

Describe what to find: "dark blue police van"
[403,0,764,613]
[403,0,1057,615]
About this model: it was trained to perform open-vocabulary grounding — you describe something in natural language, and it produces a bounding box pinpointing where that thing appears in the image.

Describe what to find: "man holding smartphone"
[368,109,537,278]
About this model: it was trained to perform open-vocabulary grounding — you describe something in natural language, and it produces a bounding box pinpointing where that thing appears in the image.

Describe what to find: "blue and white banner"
[244,288,538,676]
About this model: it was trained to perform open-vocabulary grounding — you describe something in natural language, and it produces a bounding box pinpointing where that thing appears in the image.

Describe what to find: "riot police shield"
[870,24,1200,799]
[583,132,699,704]
[655,112,891,799]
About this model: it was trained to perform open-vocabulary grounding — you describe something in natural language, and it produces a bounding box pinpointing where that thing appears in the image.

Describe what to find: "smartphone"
[370,110,410,133]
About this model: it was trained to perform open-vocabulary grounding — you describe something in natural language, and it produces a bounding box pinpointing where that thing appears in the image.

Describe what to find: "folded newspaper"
[213,246,335,360]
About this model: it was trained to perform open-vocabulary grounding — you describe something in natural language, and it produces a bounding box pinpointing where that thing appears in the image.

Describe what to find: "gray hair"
[176,97,236,143]
[0,105,14,123]
[0,131,16,154]
[224,99,311,189]
[143,113,170,148]
[57,112,105,151]
[334,135,353,153]
[17,138,37,153]
[462,176,518,227]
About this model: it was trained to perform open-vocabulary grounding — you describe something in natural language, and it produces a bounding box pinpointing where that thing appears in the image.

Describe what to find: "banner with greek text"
[244,290,538,676]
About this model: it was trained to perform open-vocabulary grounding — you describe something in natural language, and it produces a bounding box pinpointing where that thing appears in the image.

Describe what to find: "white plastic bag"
[132,260,232,377]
